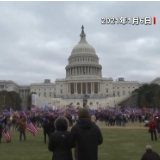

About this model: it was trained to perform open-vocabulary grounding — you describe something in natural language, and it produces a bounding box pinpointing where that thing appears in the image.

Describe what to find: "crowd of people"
[0,106,160,160]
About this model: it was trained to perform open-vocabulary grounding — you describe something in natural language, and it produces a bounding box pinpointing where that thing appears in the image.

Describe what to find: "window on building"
[44,92,46,97]
[60,90,63,94]
[106,89,108,93]
[128,91,130,95]
[123,90,125,95]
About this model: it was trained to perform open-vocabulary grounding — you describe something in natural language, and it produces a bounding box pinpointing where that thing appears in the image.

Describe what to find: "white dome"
[71,43,96,55]
[71,26,96,55]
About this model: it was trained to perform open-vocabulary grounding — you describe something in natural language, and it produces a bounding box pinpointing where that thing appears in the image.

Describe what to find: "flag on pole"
[26,116,38,136]
[2,125,11,143]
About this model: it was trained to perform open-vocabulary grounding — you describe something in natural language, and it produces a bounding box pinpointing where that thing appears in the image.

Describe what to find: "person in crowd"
[42,116,49,144]
[148,118,157,141]
[16,116,19,131]
[35,113,40,128]
[71,114,75,126]
[95,114,100,126]
[112,114,115,126]
[18,116,26,141]
[70,108,103,160]
[12,116,16,131]
[141,145,160,160]
[7,116,12,130]
[109,115,113,126]
[48,116,73,160]
[48,117,55,137]
[2,116,7,126]
[67,114,72,127]
[139,114,142,123]
[31,115,36,126]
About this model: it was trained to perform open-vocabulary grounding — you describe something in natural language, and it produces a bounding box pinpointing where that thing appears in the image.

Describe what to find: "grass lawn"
[0,122,160,160]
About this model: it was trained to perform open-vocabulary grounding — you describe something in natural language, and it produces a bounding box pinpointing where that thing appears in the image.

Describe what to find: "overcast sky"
[0,1,160,85]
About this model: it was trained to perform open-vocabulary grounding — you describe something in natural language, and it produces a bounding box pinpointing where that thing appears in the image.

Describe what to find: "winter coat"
[48,119,55,135]
[48,116,73,160]
[148,121,157,131]
[42,120,49,134]
[18,118,26,130]
[70,118,103,160]
[141,149,160,160]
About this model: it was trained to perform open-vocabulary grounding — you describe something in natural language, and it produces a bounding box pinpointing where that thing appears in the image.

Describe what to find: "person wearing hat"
[48,116,73,160]
[70,108,103,160]
[141,145,160,160]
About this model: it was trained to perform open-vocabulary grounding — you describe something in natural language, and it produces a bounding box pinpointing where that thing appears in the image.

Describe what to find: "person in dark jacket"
[70,108,103,160]
[141,145,160,160]
[42,117,49,144]
[48,116,73,160]
[48,117,55,136]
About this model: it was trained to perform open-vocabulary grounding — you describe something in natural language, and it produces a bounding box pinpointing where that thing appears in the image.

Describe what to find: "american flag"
[2,125,11,143]
[26,116,38,136]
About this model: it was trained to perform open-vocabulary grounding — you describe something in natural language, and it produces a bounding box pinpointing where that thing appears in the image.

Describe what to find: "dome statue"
[71,25,96,55]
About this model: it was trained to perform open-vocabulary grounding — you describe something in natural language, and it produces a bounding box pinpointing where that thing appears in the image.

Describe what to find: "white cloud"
[0,1,160,85]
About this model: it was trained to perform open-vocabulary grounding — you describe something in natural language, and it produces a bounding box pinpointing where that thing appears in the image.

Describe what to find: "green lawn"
[0,122,160,160]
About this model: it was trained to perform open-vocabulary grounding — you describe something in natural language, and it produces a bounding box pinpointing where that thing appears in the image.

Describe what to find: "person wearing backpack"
[48,116,73,160]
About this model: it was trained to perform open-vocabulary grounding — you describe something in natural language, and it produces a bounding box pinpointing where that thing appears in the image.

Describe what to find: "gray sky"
[0,1,160,85]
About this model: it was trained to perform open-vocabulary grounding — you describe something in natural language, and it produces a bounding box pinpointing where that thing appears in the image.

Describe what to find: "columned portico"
[68,82,101,95]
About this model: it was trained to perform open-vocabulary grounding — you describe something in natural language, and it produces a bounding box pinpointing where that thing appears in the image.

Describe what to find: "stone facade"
[0,27,160,109]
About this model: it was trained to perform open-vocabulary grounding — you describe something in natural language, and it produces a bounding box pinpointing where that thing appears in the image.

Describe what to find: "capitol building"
[0,26,160,109]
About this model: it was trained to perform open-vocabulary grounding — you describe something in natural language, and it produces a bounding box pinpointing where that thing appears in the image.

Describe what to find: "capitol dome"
[71,25,96,55]
[65,26,102,79]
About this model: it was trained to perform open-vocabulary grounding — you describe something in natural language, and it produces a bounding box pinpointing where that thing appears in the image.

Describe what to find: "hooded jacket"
[70,118,103,160]
[48,116,73,160]
[141,149,160,160]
